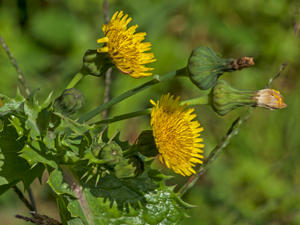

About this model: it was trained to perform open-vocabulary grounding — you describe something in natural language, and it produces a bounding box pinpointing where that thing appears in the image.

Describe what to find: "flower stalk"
[78,67,187,123]
[66,67,89,89]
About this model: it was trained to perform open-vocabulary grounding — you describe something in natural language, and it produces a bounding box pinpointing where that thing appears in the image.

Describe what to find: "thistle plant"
[0,9,287,225]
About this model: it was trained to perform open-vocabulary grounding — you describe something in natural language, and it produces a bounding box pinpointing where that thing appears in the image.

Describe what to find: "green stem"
[182,95,209,106]
[123,145,138,157]
[78,67,187,123]
[94,108,152,125]
[66,66,89,89]
[93,95,209,125]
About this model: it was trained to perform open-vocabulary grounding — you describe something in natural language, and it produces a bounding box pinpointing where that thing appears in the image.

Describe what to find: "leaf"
[102,128,130,150]
[57,195,85,225]
[54,112,91,135]
[50,162,189,224]
[19,140,59,169]
[0,88,25,116]
[0,116,44,195]
[48,168,77,198]
[24,88,42,121]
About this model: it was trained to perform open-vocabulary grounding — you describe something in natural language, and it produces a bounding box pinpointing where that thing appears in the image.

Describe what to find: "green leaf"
[57,195,85,225]
[0,117,44,195]
[19,140,59,169]
[50,163,189,224]
[0,88,25,116]
[54,112,91,135]
[102,128,130,150]
[24,88,42,121]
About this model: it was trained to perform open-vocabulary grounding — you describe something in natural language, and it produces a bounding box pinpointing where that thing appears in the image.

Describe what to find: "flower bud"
[136,130,159,157]
[210,79,286,116]
[83,49,114,77]
[53,88,85,117]
[187,46,254,90]
[91,142,106,158]
[114,156,144,179]
[99,141,123,166]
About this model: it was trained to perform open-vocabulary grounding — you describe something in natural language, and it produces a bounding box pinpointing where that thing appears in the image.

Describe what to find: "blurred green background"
[0,0,299,224]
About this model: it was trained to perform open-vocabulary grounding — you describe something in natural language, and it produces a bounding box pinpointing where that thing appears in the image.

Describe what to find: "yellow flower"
[150,93,204,176]
[97,11,156,78]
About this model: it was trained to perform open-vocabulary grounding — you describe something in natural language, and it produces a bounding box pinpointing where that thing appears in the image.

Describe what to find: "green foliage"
[0,89,191,224]
[0,1,299,224]
[52,162,190,225]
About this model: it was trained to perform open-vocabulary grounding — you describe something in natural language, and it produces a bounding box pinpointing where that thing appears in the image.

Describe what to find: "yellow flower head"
[150,93,204,176]
[97,11,156,78]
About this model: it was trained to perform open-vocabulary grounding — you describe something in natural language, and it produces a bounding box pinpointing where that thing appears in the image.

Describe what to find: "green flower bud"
[53,88,85,116]
[136,130,159,157]
[99,141,123,166]
[91,142,106,158]
[114,156,144,179]
[187,46,254,90]
[210,80,287,116]
[83,49,114,77]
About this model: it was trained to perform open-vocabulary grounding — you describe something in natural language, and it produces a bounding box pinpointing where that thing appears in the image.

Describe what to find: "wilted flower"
[211,79,287,115]
[255,89,287,110]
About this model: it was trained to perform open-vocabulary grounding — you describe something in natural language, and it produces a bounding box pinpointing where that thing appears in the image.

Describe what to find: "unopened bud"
[115,156,144,179]
[91,142,106,158]
[136,130,159,157]
[83,50,114,77]
[53,88,85,117]
[187,46,254,90]
[99,141,123,166]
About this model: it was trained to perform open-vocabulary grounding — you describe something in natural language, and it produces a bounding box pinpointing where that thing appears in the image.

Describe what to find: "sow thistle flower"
[97,11,156,78]
[150,93,204,176]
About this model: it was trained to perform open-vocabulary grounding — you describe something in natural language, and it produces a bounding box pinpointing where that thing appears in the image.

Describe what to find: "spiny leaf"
[48,168,77,198]
[24,87,42,120]
[50,162,189,224]
[57,195,85,225]
[102,128,130,150]
[54,112,91,135]
[8,115,25,137]
[0,116,44,194]
[0,88,25,116]
[19,140,58,169]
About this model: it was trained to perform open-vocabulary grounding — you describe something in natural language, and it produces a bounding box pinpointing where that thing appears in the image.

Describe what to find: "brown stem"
[0,34,31,96]
[12,185,35,212]
[15,212,61,225]
[102,0,112,119]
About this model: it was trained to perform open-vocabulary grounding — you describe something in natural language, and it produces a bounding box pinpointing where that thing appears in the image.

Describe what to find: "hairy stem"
[102,1,112,119]
[12,185,35,212]
[0,34,30,96]
[60,165,94,225]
